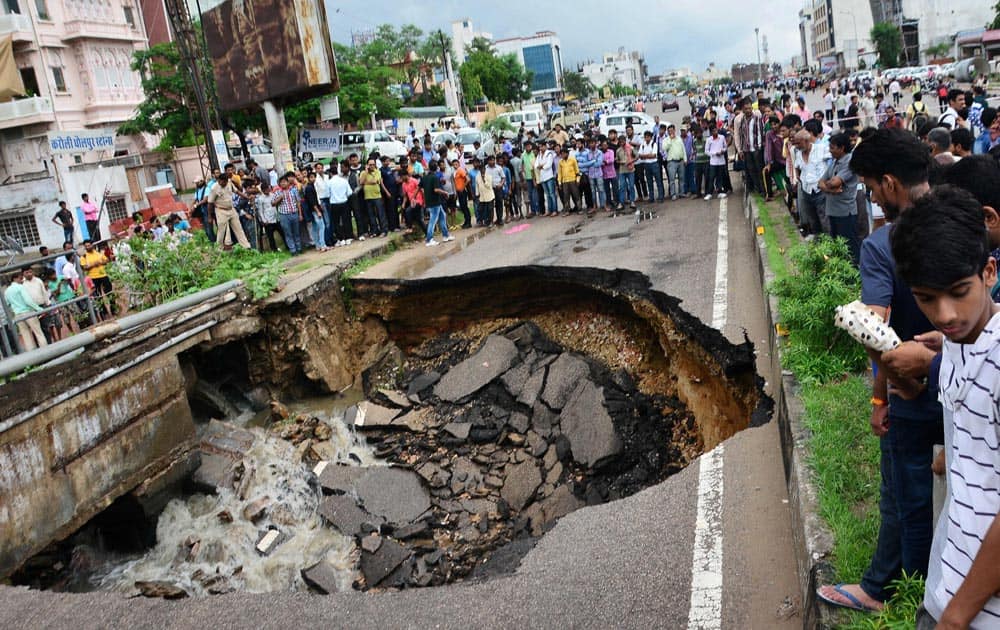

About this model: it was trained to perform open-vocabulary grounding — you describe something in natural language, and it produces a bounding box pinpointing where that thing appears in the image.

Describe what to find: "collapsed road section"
[2,265,770,597]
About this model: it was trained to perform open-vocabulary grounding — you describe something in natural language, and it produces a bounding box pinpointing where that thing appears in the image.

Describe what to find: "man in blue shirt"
[817,129,941,613]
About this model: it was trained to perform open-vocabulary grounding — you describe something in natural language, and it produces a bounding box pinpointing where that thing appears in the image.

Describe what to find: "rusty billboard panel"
[201,0,339,111]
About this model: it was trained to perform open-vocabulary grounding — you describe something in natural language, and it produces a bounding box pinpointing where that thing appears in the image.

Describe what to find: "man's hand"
[915,330,944,353]
[882,341,936,380]
[889,377,927,401]
[870,404,889,437]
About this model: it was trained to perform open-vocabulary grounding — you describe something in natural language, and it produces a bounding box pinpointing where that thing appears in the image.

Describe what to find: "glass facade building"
[522,44,557,92]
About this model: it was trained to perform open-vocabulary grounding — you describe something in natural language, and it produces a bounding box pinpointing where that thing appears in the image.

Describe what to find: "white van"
[337,130,407,161]
[598,112,657,137]
[497,110,544,135]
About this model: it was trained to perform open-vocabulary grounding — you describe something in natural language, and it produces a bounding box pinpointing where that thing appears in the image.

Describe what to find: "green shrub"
[108,232,289,309]
[770,236,868,383]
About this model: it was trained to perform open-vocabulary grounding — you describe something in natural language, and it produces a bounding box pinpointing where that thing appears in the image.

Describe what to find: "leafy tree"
[923,42,950,59]
[119,42,199,153]
[465,36,495,57]
[991,2,1000,30]
[870,22,902,69]
[561,71,594,98]
[459,39,532,105]
[332,42,402,127]
[460,69,484,108]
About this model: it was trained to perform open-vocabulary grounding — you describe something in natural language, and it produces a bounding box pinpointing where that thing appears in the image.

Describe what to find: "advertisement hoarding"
[201,0,338,111]
[298,128,341,160]
[819,55,839,74]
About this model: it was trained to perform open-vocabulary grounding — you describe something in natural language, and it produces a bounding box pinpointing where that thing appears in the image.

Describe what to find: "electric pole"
[163,0,223,170]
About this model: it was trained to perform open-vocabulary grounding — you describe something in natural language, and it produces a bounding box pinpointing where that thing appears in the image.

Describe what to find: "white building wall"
[901,0,994,58]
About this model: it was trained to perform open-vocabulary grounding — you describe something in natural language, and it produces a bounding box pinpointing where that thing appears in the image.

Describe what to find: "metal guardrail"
[0,279,243,378]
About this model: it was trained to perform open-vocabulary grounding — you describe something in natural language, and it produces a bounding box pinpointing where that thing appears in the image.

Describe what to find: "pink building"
[0,0,148,179]
[0,0,155,247]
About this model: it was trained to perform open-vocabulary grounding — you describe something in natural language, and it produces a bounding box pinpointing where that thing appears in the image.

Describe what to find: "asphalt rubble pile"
[295,320,699,592]
[50,321,699,598]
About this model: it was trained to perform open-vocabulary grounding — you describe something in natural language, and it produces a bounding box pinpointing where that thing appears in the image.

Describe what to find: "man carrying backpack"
[906,92,929,132]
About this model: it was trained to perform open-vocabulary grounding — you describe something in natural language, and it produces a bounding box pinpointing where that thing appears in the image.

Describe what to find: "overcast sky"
[323,0,806,73]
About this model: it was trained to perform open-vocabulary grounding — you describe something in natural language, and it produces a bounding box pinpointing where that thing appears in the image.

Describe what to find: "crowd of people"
[2,238,116,353]
[727,82,999,626]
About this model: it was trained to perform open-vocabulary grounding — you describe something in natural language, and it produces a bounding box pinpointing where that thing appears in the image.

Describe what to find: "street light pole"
[754,28,762,83]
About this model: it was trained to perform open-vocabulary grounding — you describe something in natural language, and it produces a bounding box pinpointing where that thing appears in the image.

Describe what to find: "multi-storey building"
[493,31,562,101]
[0,0,153,248]
[580,48,648,92]
[451,18,492,65]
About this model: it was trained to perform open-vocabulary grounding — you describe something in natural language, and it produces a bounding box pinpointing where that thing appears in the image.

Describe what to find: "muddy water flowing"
[90,404,378,595]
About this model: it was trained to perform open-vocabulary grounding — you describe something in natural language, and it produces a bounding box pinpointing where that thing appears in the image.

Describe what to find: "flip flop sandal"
[816,584,880,613]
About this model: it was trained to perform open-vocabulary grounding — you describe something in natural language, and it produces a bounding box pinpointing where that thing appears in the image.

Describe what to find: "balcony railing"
[0,12,32,39]
[0,97,54,128]
[62,19,142,41]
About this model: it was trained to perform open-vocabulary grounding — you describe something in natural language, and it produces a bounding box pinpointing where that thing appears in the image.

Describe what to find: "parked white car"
[339,130,407,160]
[598,111,657,137]
[496,110,544,135]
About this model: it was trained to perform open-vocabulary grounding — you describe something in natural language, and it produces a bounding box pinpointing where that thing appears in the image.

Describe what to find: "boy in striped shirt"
[891,185,1000,629]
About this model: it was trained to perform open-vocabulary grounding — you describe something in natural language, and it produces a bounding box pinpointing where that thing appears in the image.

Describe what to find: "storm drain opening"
[10,266,769,598]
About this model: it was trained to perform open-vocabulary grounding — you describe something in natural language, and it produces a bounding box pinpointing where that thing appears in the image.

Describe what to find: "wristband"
[870,397,887,407]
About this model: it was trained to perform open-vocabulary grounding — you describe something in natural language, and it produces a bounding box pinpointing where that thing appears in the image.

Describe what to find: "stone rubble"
[282,321,697,592]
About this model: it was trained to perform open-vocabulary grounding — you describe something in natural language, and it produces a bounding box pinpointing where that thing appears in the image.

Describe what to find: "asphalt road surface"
[0,104,803,629]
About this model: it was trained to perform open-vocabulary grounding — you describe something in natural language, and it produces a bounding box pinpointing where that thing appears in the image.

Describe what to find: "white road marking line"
[711,197,728,331]
[688,198,729,630]
[687,443,726,630]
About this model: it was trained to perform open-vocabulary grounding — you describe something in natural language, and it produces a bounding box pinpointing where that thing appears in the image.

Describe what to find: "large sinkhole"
[11,266,770,597]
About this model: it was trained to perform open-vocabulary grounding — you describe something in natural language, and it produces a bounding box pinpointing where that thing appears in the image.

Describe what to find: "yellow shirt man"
[557,154,580,185]
[80,249,108,279]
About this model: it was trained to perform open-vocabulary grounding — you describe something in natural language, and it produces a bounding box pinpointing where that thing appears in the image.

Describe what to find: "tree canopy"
[991,2,1000,30]
[458,37,533,105]
[870,22,902,69]
[561,71,594,98]
[118,42,198,153]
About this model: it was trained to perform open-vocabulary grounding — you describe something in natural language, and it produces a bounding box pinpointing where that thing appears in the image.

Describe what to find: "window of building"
[3,0,21,14]
[51,66,66,92]
[105,196,127,223]
[123,4,135,27]
[18,66,38,96]
[33,0,48,19]
[0,213,41,247]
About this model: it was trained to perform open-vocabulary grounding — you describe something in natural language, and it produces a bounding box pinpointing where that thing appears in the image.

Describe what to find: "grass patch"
[840,573,926,629]
[109,232,290,307]
[800,376,880,579]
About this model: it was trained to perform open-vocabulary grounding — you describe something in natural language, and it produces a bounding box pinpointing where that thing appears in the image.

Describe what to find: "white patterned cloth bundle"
[833,300,902,352]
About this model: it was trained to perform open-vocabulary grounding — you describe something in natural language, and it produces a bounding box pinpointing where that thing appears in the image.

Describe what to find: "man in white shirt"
[889,79,902,106]
[792,129,830,235]
[938,89,967,130]
[705,126,728,199]
[537,141,558,213]
[313,162,332,244]
[636,131,663,203]
[328,161,354,246]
